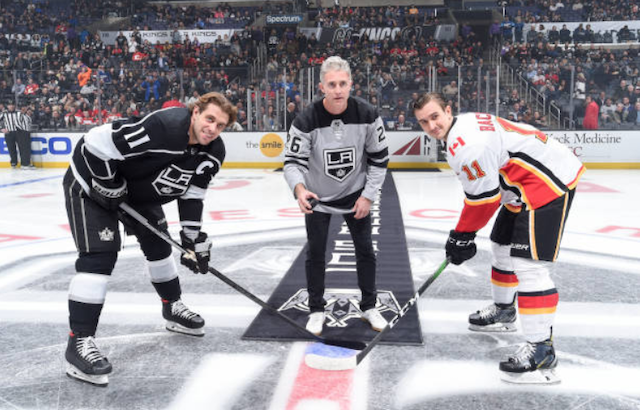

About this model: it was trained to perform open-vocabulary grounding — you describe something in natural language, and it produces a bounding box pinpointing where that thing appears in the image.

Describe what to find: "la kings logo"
[324,147,355,182]
[278,288,400,328]
[152,164,194,196]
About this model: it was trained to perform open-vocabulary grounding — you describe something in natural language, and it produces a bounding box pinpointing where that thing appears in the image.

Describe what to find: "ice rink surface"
[0,167,639,410]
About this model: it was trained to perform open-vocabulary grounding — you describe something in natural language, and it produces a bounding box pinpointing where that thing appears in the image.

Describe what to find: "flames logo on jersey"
[278,288,400,328]
[152,164,194,196]
[324,147,355,182]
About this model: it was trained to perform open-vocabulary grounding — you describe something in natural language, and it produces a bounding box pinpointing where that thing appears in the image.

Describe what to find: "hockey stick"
[119,203,366,351]
[305,259,450,370]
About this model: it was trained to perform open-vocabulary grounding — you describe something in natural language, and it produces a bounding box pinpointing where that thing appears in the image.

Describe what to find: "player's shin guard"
[65,331,112,387]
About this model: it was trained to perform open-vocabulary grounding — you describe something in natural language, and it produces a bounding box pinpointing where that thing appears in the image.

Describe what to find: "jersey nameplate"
[324,147,355,182]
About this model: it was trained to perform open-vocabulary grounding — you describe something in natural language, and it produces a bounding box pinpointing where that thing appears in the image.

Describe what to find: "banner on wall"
[1,131,638,168]
[315,24,456,44]
[99,29,240,46]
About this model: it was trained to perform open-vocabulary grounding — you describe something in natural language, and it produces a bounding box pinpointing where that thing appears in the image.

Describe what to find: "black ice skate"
[162,299,205,336]
[499,339,560,384]
[468,302,517,332]
[65,332,112,387]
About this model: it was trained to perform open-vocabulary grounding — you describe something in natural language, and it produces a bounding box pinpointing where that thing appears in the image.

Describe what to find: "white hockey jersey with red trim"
[446,113,585,232]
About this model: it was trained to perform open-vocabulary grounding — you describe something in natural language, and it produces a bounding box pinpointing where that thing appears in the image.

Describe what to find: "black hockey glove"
[180,231,212,274]
[445,230,477,265]
[90,177,128,211]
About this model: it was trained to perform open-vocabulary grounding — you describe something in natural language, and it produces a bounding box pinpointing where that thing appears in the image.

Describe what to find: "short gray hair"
[320,56,352,84]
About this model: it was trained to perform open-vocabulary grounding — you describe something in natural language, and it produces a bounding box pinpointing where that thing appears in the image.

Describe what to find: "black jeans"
[305,211,377,313]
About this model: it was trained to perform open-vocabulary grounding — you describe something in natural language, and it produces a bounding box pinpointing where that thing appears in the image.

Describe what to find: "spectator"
[582,96,599,130]
[12,78,26,97]
[77,65,92,87]
[600,98,616,123]
[394,113,414,130]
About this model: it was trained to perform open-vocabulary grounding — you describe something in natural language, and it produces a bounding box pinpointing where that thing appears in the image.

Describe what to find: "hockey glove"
[180,231,212,274]
[445,230,477,265]
[90,177,128,211]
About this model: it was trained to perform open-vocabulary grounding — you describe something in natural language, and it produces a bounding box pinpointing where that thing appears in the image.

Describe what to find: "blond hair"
[189,91,237,125]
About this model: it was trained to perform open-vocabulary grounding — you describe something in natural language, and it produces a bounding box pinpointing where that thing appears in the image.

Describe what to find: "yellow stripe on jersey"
[504,203,522,213]
[508,158,565,197]
[463,192,501,206]
[566,165,586,189]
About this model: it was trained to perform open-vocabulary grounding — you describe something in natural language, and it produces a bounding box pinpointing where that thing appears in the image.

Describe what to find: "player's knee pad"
[512,257,555,292]
[68,273,109,304]
[147,254,179,284]
[138,231,172,262]
[491,242,514,272]
[75,252,118,275]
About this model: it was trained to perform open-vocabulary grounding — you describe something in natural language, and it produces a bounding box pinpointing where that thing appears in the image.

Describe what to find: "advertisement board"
[1,131,638,169]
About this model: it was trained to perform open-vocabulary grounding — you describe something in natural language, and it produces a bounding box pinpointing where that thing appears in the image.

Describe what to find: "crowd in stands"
[311,5,442,28]
[1,0,640,132]
[503,0,640,23]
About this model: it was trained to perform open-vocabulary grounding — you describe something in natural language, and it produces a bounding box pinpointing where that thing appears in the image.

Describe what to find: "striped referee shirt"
[0,110,30,132]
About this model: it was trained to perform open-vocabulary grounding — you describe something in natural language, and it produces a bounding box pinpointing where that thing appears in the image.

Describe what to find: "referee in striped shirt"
[1,102,34,169]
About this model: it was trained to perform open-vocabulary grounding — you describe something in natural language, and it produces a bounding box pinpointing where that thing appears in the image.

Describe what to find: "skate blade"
[166,321,205,337]
[66,363,109,387]
[469,323,517,332]
[500,368,561,385]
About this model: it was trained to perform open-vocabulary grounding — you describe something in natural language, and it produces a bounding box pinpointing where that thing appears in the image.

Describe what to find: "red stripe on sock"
[518,292,559,309]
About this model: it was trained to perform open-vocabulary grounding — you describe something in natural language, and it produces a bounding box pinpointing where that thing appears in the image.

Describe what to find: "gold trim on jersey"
[463,192,501,206]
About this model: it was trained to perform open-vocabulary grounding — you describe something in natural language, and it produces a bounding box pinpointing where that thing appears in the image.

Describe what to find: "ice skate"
[468,302,517,332]
[499,339,560,385]
[162,299,205,336]
[306,312,325,336]
[361,308,387,332]
[65,332,112,387]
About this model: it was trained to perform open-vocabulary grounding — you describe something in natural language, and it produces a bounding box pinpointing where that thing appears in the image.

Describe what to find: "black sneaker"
[65,331,112,387]
[499,338,560,384]
[162,299,205,336]
[469,302,517,332]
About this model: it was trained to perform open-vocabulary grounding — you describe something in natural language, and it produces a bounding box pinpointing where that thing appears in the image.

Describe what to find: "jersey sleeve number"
[289,135,302,153]
[461,160,486,181]
[496,117,548,143]
[376,125,385,143]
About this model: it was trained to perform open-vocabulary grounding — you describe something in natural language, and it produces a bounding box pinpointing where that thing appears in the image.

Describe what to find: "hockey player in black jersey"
[284,56,390,336]
[62,92,236,386]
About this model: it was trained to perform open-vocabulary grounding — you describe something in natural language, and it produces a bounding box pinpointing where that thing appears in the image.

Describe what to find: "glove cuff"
[91,178,127,199]
[449,230,476,240]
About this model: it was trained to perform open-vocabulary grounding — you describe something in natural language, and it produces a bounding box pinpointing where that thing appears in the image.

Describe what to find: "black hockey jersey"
[69,107,225,225]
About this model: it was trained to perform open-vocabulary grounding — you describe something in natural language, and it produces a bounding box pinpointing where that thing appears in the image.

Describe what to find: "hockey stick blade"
[118,203,365,351]
[305,259,450,371]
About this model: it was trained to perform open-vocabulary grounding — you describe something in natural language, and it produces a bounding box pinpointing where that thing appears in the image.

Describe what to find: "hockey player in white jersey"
[62,92,236,386]
[414,93,585,384]
[284,56,389,336]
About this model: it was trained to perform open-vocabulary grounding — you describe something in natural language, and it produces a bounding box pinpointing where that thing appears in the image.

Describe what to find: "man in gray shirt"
[284,56,389,336]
